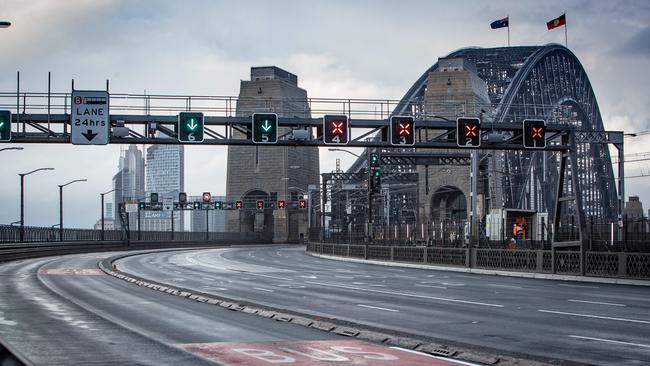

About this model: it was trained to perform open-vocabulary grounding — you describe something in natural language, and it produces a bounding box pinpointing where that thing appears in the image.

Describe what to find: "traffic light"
[138,202,145,210]
[390,116,415,146]
[252,113,278,144]
[456,117,481,147]
[298,199,307,209]
[369,153,380,168]
[370,169,381,192]
[323,115,349,145]
[178,192,187,204]
[278,200,286,209]
[0,110,11,142]
[202,192,212,203]
[523,119,546,149]
[150,193,159,203]
[235,200,243,209]
[214,201,222,210]
[256,200,265,210]
[193,201,201,210]
[178,112,204,143]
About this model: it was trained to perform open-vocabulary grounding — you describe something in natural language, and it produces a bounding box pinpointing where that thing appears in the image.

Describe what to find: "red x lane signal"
[456,117,481,147]
[323,115,349,145]
[256,200,265,210]
[390,116,415,146]
[523,119,546,149]
[235,200,243,209]
[277,200,286,209]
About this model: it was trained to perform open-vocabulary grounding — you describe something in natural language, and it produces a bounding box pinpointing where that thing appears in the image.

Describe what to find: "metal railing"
[306,243,650,280]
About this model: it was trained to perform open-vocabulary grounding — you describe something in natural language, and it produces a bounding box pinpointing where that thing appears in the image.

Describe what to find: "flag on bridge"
[546,13,566,30]
[490,17,509,29]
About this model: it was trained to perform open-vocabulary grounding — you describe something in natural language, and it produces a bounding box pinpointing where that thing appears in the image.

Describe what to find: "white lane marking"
[569,335,650,349]
[558,284,599,289]
[334,275,355,279]
[415,284,447,289]
[357,304,399,312]
[305,281,504,308]
[245,273,294,282]
[298,275,318,279]
[568,299,626,307]
[391,347,480,365]
[538,310,650,324]
[367,284,386,287]
[253,287,275,293]
[487,284,523,289]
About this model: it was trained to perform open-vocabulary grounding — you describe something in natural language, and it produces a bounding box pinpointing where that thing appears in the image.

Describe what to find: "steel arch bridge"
[375,44,617,223]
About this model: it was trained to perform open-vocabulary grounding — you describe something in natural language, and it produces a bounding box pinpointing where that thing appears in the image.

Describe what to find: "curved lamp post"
[19,167,54,241]
[58,179,87,241]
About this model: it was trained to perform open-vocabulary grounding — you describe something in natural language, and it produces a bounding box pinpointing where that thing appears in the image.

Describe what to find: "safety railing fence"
[0,224,270,244]
[306,243,650,280]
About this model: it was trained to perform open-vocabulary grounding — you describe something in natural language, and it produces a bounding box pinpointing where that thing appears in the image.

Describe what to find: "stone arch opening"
[239,189,274,235]
[430,185,467,243]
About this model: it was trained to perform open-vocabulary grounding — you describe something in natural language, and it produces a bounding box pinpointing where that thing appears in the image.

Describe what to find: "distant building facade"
[189,195,227,232]
[141,145,184,231]
[111,145,145,228]
[625,196,644,219]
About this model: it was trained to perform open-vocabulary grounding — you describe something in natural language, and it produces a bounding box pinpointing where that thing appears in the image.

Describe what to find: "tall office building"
[111,145,145,228]
[141,145,184,231]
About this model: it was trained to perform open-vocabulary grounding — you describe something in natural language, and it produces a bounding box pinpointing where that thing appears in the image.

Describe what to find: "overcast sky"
[1,0,649,228]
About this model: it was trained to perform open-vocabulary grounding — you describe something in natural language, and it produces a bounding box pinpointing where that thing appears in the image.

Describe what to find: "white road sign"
[163,197,174,212]
[125,203,138,213]
[71,90,110,145]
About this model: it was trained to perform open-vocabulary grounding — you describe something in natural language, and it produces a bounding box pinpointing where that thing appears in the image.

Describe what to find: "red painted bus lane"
[180,339,468,366]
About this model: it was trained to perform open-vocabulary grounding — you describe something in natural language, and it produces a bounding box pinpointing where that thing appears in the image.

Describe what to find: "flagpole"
[507,14,510,46]
[564,13,568,48]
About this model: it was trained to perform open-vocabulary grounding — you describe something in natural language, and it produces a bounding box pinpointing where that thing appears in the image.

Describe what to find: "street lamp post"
[58,179,87,241]
[19,167,54,242]
[0,147,23,152]
[100,188,116,241]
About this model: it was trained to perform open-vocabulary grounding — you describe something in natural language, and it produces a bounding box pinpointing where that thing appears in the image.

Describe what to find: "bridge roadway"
[113,245,650,366]
[0,249,473,366]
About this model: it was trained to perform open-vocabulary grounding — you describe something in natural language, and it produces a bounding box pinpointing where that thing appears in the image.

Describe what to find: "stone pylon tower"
[417,58,493,239]
[226,67,319,242]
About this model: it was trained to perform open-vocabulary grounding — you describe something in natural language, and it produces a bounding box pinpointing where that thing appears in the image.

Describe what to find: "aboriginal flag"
[490,17,509,29]
[547,13,566,30]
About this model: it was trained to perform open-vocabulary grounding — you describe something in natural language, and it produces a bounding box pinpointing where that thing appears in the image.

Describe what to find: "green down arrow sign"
[186,118,198,131]
[261,120,273,132]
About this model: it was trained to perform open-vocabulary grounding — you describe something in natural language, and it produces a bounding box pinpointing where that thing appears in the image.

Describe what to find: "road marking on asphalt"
[487,284,523,289]
[415,284,447,289]
[38,268,104,276]
[357,304,399,312]
[569,335,650,349]
[558,284,599,289]
[334,275,355,279]
[253,287,275,293]
[568,299,626,307]
[245,273,294,282]
[179,339,462,365]
[391,347,480,365]
[538,310,650,324]
[305,281,504,308]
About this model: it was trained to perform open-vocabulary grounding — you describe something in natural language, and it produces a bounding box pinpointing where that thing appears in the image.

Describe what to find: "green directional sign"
[252,113,278,144]
[0,110,12,142]
[178,112,204,143]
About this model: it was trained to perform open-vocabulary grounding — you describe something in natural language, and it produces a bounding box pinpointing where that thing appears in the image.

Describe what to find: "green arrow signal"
[261,120,272,132]
[186,118,198,131]
[0,121,4,130]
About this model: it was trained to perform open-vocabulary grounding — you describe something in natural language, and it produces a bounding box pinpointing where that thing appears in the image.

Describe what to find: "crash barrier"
[306,243,650,280]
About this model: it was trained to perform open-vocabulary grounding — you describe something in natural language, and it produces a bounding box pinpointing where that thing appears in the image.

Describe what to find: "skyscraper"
[141,145,184,231]
[112,145,145,228]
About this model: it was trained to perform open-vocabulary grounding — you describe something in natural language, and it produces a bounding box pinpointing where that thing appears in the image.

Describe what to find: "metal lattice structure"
[367,44,618,222]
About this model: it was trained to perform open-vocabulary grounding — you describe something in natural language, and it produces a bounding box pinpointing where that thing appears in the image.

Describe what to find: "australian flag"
[490,17,509,29]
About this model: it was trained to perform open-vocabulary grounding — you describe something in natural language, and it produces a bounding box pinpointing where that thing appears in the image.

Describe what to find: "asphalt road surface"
[0,250,471,366]
[113,245,650,365]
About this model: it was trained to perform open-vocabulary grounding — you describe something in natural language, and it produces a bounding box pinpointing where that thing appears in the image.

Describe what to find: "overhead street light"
[100,188,116,241]
[0,21,11,28]
[327,148,361,158]
[58,179,87,241]
[19,167,54,242]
